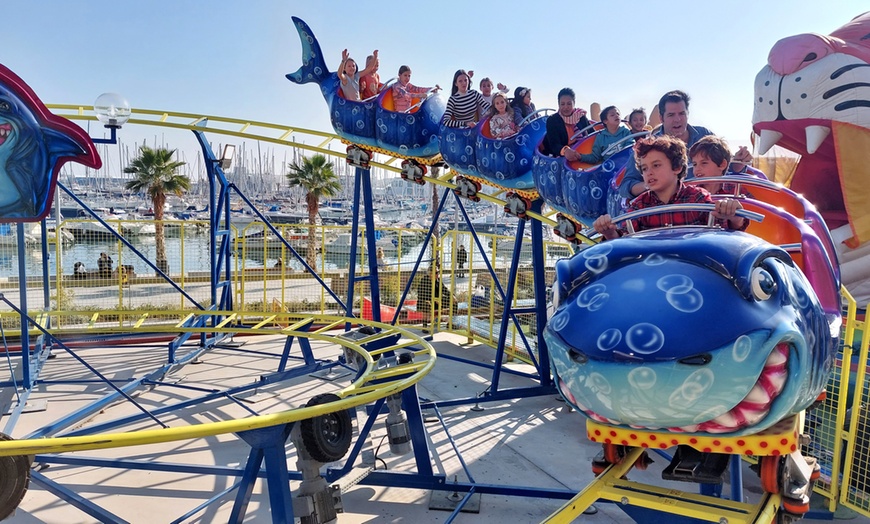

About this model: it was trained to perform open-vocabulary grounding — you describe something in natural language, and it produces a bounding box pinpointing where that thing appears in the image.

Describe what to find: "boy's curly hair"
[633,135,688,179]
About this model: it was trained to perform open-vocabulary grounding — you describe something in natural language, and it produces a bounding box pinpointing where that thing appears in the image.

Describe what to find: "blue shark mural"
[0,64,100,221]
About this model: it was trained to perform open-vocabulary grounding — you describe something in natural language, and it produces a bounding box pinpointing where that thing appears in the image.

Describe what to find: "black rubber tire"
[0,433,30,521]
[300,393,352,463]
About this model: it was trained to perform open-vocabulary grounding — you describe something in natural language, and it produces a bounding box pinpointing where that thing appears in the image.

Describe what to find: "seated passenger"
[592,136,746,240]
[359,54,382,100]
[73,261,87,279]
[618,90,754,199]
[479,77,509,107]
[689,136,765,195]
[391,65,439,113]
[542,87,591,162]
[488,92,520,138]
[97,252,114,278]
[627,107,648,134]
[442,69,490,129]
[578,105,633,164]
[338,49,378,101]
[511,86,536,122]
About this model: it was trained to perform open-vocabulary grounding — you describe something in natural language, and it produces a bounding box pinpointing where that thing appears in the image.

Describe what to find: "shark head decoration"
[0,63,101,221]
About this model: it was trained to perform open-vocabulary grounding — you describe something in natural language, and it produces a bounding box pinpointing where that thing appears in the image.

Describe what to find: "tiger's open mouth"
[0,123,11,146]
[558,343,790,434]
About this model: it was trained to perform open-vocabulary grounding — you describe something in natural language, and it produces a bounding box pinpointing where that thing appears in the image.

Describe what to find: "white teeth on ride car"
[767,369,787,393]
[756,129,783,155]
[766,347,788,366]
[805,125,831,154]
[739,406,767,426]
[712,411,738,429]
[745,383,771,404]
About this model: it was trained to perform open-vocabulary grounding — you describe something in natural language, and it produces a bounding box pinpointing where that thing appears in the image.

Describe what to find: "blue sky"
[4,1,868,177]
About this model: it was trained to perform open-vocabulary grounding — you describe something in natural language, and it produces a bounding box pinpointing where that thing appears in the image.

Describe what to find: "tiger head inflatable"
[752,11,870,248]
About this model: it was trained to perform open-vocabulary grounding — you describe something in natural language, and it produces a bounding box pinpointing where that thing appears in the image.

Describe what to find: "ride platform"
[0,331,846,523]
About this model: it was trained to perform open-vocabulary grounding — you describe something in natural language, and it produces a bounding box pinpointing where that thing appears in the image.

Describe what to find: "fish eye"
[0,101,9,112]
[750,267,776,300]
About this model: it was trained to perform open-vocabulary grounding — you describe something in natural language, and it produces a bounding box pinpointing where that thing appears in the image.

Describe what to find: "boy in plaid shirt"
[593,136,746,240]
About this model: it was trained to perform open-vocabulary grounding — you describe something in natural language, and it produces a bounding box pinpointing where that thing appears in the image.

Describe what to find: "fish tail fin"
[286,17,330,85]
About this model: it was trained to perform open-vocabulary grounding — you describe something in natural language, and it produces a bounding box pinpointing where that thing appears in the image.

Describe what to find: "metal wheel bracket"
[452,176,479,201]
[346,145,371,169]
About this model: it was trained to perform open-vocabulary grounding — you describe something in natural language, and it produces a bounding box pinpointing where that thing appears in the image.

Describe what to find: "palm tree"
[124,146,190,274]
[285,154,341,267]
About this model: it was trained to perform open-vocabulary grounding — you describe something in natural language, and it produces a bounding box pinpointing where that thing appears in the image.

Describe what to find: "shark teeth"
[691,343,789,433]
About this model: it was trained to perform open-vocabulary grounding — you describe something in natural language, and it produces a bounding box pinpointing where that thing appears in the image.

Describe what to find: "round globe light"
[94,93,131,129]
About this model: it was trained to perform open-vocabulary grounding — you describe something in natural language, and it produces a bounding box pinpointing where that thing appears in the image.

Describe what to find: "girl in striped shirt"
[442,69,490,128]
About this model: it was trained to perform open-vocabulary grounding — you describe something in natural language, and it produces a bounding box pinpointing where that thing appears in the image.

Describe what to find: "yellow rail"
[0,313,435,457]
[544,447,782,523]
[47,104,595,244]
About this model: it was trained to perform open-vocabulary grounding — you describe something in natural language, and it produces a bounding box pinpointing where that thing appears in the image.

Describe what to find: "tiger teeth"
[756,129,782,155]
[805,125,831,154]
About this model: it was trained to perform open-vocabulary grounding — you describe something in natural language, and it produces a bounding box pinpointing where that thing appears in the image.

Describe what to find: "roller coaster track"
[0,312,434,456]
[0,104,553,458]
[48,105,579,238]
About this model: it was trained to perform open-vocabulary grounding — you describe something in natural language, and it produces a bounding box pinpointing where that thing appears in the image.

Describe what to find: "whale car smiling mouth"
[554,341,790,434]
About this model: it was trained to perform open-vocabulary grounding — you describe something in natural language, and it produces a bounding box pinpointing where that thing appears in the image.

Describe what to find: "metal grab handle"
[600,131,651,158]
[403,88,439,114]
[685,175,780,194]
[613,203,764,234]
[569,121,601,142]
[361,77,398,103]
[516,108,553,128]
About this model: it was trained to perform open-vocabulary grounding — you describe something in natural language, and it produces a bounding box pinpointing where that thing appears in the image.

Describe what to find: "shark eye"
[0,101,9,112]
[549,281,561,312]
[567,348,588,364]
[679,353,712,366]
[750,267,776,300]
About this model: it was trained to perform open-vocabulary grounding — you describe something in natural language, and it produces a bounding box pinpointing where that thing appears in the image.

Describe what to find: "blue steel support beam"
[229,185,345,308]
[361,166,382,323]
[193,125,233,313]
[342,164,383,326]
[58,183,205,311]
[389,187,451,324]
[451,192,539,373]
[232,424,295,524]
[529,200,552,388]
[15,224,31,389]
[343,166,364,320]
[30,469,130,524]
[403,383,434,476]
[490,218,528,393]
